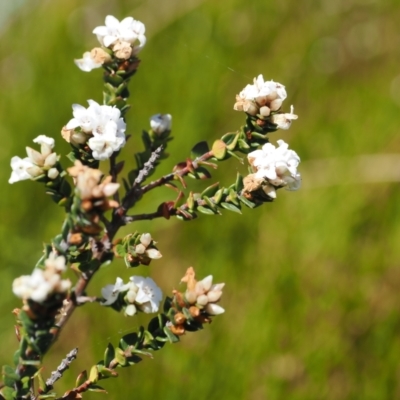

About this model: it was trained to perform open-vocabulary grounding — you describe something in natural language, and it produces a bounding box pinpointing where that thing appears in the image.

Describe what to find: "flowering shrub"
[2,14,300,400]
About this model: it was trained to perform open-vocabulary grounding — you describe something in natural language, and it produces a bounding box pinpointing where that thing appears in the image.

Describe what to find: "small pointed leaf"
[191,141,209,159]
[220,202,242,214]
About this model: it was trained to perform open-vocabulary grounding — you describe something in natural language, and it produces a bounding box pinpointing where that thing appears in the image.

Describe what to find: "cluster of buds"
[243,139,301,200]
[114,232,162,267]
[12,252,71,306]
[68,161,119,235]
[167,267,225,336]
[9,135,59,184]
[101,276,163,316]
[75,15,146,72]
[62,100,126,161]
[234,74,298,130]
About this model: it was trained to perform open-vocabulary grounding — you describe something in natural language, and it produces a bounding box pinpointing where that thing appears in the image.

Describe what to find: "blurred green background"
[1,0,400,399]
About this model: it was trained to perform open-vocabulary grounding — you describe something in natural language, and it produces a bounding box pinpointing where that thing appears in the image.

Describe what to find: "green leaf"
[213,188,224,204]
[97,366,118,378]
[164,326,180,343]
[34,370,47,393]
[2,365,20,387]
[200,182,220,198]
[87,384,107,393]
[119,333,138,351]
[226,134,239,151]
[0,386,15,400]
[220,202,242,214]
[75,370,87,387]
[114,348,127,367]
[197,205,216,215]
[104,343,115,368]
[88,366,99,383]
[237,138,251,151]
[212,139,227,160]
[188,166,211,180]
[37,393,57,399]
[191,141,209,159]
[114,244,126,258]
[235,173,244,192]
[203,196,219,212]
[238,195,257,208]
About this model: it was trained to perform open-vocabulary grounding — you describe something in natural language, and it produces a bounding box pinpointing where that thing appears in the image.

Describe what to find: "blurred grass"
[1,0,400,399]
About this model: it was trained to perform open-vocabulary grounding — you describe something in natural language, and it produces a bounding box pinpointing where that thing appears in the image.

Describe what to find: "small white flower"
[93,15,146,54]
[150,114,172,135]
[130,276,162,313]
[33,135,55,148]
[66,101,99,133]
[88,131,125,161]
[238,75,287,102]
[271,105,298,130]
[74,51,103,72]
[44,252,67,272]
[101,277,126,305]
[13,266,71,304]
[9,156,35,184]
[248,140,301,191]
[65,100,127,160]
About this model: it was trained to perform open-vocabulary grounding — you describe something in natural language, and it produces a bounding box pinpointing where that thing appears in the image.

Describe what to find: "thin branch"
[109,153,120,204]
[124,210,165,223]
[45,348,78,390]
[141,149,215,195]
[134,145,164,186]
[76,295,102,305]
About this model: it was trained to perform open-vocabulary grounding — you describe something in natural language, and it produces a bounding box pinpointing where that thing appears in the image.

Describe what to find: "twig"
[141,149,215,195]
[45,348,78,390]
[134,145,164,186]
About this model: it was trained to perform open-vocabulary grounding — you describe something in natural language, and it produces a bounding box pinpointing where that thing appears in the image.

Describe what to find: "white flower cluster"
[9,135,59,184]
[75,15,146,72]
[12,253,71,303]
[185,274,225,316]
[64,100,126,161]
[234,74,298,129]
[247,139,301,198]
[135,233,162,260]
[101,276,162,316]
[150,114,172,135]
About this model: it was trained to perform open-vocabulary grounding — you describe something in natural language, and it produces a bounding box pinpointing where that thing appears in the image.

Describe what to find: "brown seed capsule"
[69,232,83,245]
[169,324,185,336]
[189,306,200,318]
[174,312,186,325]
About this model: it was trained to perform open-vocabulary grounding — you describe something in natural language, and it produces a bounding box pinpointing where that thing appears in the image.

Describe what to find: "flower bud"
[196,294,209,306]
[47,168,59,180]
[207,290,223,303]
[140,233,152,247]
[150,114,172,135]
[26,147,44,166]
[205,303,225,316]
[124,304,137,316]
[44,152,57,167]
[185,289,197,304]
